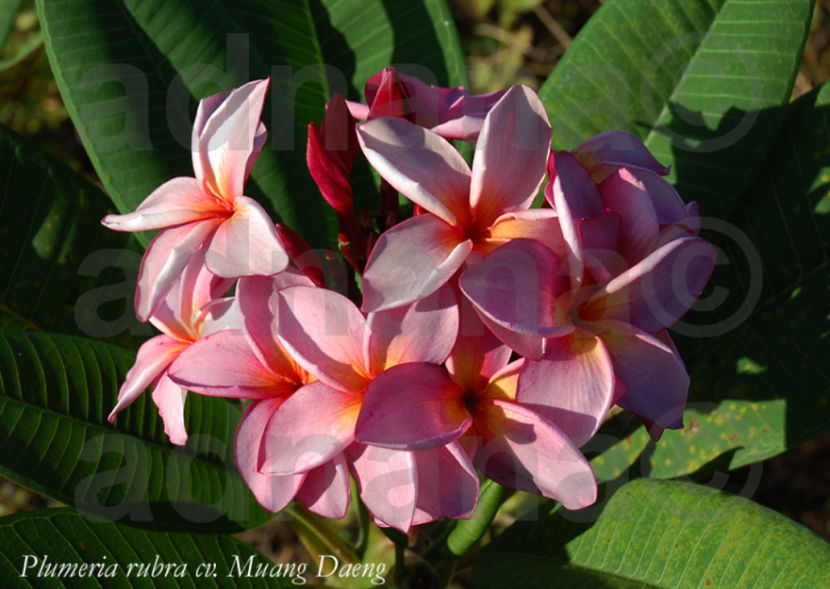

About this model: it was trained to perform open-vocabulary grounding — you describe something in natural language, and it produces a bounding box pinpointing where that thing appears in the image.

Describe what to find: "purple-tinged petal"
[135,219,221,322]
[469,85,551,223]
[348,443,417,533]
[475,400,597,509]
[168,330,289,399]
[546,152,604,287]
[582,236,718,332]
[459,238,573,359]
[434,89,506,141]
[411,442,479,522]
[362,214,471,313]
[205,196,288,278]
[619,167,691,228]
[595,320,689,429]
[150,374,188,445]
[236,398,305,513]
[278,286,369,392]
[572,130,669,178]
[194,79,270,200]
[261,381,362,475]
[357,117,471,225]
[297,455,351,519]
[518,332,615,447]
[101,177,222,232]
[108,335,187,422]
[357,363,469,450]
[366,283,459,373]
[598,169,659,263]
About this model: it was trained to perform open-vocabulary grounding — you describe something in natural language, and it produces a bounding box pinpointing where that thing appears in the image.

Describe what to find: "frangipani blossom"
[460,234,716,437]
[357,84,556,312]
[348,67,506,141]
[108,253,235,445]
[356,306,597,510]
[102,78,288,320]
[267,284,479,531]
[168,271,350,519]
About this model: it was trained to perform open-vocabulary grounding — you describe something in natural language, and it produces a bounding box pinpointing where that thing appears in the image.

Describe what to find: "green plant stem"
[285,503,359,565]
[444,479,506,557]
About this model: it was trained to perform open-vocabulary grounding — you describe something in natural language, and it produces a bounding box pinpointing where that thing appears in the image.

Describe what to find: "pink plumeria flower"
[108,252,235,445]
[168,270,352,519]
[460,231,716,439]
[348,67,506,141]
[357,84,556,312]
[356,304,597,510]
[265,284,479,531]
[102,79,288,321]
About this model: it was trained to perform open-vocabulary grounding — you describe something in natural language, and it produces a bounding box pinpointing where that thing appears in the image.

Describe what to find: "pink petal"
[260,381,362,475]
[469,86,551,223]
[108,334,187,421]
[150,374,188,445]
[620,167,691,228]
[361,213,471,313]
[598,168,660,263]
[446,296,512,391]
[356,117,471,225]
[476,400,597,509]
[167,330,288,399]
[595,320,689,429]
[434,89,506,140]
[546,152,604,287]
[194,79,270,200]
[411,442,479,521]
[357,363,470,450]
[297,455,351,519]
[149,249,233,341]
[205,196,288,278]
[582,236,718,332]
[518,332,615,447]
[135,220,221,321]
[236,398,305,513]
[277,286,369,392]
[365,283,459,373]
[237,273,313,378]
[459,238,573,359]
[486,208,568,259]
[348,443,417,533]
[572,130,670,177]
[101,177,222,232]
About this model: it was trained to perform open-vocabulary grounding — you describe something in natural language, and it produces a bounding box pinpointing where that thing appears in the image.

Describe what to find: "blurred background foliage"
[0,0,828,556]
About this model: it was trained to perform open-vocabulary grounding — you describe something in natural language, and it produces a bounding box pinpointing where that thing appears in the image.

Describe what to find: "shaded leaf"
[539,0,812,217]
[0,330,270,532]
[0,508,292,587]
[475,479,830,588]
[0,123,143,344]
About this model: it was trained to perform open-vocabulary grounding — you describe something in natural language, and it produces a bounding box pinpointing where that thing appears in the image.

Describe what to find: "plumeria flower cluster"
[103,68,717,532]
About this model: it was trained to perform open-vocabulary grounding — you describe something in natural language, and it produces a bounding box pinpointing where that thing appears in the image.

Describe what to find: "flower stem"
[285,503,359,564]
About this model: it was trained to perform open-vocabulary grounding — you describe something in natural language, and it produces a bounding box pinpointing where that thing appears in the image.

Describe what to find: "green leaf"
[0,330,270,532]
[0,123,146,345]
[539,0,813,217]
[36,0,467,247]
[0,508,292,587]
[590,81,830,483]
[475,479,830,588]
[0,0,23,50]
